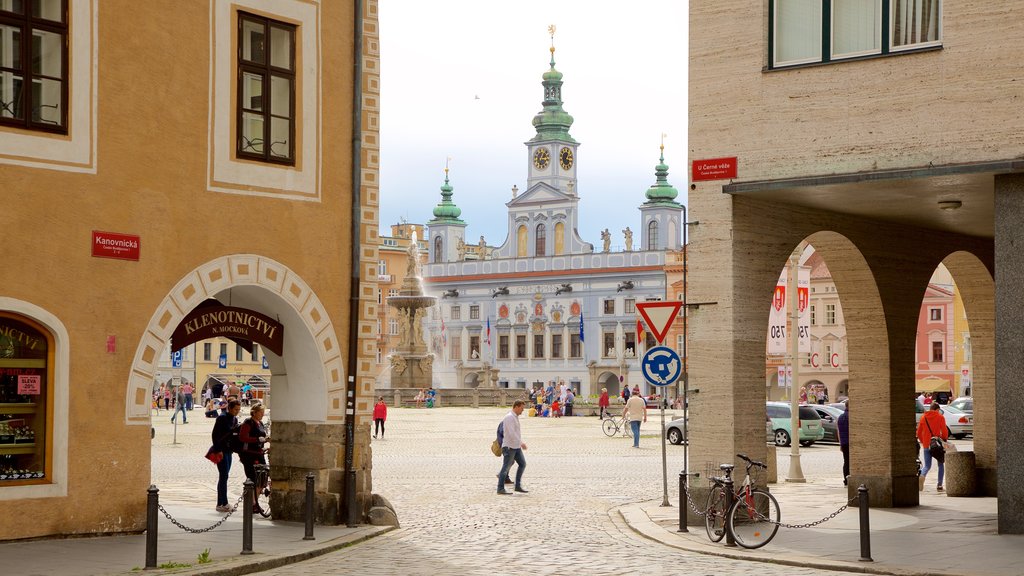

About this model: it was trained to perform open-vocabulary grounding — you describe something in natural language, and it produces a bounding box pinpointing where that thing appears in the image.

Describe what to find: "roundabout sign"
[640,346,682,387]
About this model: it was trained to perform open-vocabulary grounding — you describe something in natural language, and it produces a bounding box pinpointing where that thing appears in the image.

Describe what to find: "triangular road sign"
[636,301,682,344]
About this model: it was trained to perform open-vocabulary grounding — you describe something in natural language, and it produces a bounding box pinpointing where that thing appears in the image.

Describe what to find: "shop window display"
[0,313,50,484]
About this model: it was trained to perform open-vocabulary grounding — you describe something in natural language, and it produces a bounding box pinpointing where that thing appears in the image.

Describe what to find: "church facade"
[421,44,683,398]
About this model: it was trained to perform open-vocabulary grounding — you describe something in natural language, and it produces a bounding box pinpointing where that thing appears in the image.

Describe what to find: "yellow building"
[0,0,380,539]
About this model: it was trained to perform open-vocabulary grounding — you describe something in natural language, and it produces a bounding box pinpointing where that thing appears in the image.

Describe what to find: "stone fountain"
[386,232,437,388]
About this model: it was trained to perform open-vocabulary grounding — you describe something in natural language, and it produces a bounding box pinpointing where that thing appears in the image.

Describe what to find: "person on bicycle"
[238,403,270,514]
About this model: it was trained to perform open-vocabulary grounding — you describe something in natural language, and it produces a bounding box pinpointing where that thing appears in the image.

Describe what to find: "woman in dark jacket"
[211,400,241,512]
[237,403,270,514]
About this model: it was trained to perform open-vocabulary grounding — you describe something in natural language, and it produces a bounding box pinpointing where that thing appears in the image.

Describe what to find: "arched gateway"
[125,255,351,523]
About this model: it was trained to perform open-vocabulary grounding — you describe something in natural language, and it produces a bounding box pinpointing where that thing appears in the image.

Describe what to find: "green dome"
[428,172,465,224]
[644,148,681,206]
[530,48,576,143]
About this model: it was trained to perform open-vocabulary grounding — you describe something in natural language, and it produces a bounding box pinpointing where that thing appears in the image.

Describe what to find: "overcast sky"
[377,1,688,246]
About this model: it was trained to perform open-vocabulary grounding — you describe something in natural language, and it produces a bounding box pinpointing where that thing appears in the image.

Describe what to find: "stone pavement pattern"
[259,407,864,576]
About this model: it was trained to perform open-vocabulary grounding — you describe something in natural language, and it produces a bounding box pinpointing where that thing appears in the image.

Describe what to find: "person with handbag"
[237,403,270,515]
[496,400,528,495]
[916,401,948,492]
[211,399,242,512]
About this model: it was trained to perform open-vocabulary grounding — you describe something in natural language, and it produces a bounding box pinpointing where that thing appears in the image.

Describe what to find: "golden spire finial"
[548,24,556,55]
[445,156,451,177]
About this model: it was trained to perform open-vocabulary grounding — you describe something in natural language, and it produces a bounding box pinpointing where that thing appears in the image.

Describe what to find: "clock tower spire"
[526,25,578,194]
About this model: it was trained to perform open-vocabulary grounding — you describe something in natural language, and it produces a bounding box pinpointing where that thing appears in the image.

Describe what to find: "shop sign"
[691,157,738,182]
[171,305,284,356]
[17,374,41,395]
[92,231,140,261]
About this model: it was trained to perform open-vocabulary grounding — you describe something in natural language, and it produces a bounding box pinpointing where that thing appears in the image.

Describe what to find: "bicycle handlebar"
[736,453,767,469]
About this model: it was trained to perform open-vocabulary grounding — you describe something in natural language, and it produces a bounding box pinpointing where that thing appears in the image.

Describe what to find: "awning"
[916,377,952,393]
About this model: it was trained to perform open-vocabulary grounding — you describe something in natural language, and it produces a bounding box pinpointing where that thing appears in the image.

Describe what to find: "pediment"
[507,182,572,207]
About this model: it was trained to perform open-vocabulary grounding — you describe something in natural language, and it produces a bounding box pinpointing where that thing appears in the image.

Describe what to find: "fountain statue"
[386,231,437,388]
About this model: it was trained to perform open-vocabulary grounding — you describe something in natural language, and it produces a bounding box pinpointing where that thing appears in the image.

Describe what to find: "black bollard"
[858,484,873,562]
[303,472,316,541]
[723,468,736,547]
[145,485,159,569]
[677,471,688,533]
[241,480,254,555]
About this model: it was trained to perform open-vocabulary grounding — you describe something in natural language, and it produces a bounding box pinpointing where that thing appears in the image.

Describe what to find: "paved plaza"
[4,404,1009,576]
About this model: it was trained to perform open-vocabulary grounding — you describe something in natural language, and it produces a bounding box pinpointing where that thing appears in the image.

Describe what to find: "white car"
[916,402,973,439]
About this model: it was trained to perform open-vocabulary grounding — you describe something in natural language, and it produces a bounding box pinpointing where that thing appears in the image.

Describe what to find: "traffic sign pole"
[642,345,681,509]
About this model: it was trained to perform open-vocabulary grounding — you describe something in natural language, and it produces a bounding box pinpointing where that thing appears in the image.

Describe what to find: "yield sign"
[636,301,682,344]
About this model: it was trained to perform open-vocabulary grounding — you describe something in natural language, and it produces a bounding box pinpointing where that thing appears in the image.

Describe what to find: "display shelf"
[0,443,35,455]
[0,403,37,414]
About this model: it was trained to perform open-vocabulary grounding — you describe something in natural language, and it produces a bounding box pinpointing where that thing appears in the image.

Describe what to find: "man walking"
[838,401,850,486]
[170,386,188,424]
[624,391,647,448]
[497,400,528,494]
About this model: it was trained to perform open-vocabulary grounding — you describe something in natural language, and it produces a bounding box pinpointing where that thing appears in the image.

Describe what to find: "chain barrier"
[157,493,245,534]
[683,486,708,517]
[743,493,860,529]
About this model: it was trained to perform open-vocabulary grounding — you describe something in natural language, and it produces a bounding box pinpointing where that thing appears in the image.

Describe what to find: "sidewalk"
[619,478,1024,576]
[0,502,393,576]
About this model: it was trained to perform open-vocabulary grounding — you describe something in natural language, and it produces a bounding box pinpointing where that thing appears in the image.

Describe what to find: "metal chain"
[740,493,859,529]
[157,493,246,534]
[683,487,708,517]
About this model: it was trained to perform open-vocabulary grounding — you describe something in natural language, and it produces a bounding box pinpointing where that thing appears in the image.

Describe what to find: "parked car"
[810,405,845,443]
[949,396,973,415]
[666,416,687,445]
[766,402,825,447]
[915,401,973,439]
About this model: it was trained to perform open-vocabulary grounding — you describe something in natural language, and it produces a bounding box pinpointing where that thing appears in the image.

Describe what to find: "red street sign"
[692,157,738,182]
[92,231,140,261]
[636,301,682,344]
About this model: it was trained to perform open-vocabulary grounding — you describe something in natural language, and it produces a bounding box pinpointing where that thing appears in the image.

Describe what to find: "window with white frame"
[388,318,398,336]
[469,305,480,320]
[603,299,615,315]
[826,303,836,325]
[931,340,943,362]
[771,0,941,69]
[450,336,461,361]
[810,304,816,325]
[388,289,399,298]
[624,298,636,314]
[451,306,461,320]
[929,308,942,321]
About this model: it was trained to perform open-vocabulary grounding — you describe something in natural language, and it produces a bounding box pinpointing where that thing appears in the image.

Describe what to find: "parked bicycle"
[601,412,632,438]
[703,453,780,549]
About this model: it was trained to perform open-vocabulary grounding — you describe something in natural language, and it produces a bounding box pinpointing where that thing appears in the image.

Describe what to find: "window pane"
[270,74,290,117]
[240,111,264,152]
[32,29,62,77]
[0,25,21,68]
[242,71,263,111]
[270,26,292,70]
[270,116,290,158]
[31,77,60,125]
[776,0,822,65]
[832,0,880,57]
[242,19,265,63]
[0,0,25,14]
[892,0,940,47]
[0,72,23,119]
[32,0,61,22]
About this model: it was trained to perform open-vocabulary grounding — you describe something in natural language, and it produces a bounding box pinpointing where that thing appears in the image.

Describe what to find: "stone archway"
[124,254,349,522]
[597,371,620,397]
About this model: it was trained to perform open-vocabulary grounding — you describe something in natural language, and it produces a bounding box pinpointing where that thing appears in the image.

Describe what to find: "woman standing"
[598,388,610,419]
[211,400,241,512]
[373,396,388,439]
[238,404,270,515]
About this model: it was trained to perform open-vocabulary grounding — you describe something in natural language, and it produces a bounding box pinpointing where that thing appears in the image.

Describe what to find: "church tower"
[525,25,578,196]
[426,166,467,263]
[639,143,683,250]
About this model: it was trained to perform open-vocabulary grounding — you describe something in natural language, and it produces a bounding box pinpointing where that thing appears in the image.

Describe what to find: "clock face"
[533,147,550,170]
[559,147,574,170]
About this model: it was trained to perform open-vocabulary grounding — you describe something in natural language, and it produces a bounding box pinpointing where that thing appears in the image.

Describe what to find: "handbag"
[205,445,224,464]
[490,440,502,457]
[925,419,945,461]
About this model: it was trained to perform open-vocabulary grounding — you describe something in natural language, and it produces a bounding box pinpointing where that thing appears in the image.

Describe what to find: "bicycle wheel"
[704,484,727,542]
[602,419,617,437]
[727,489,780,549]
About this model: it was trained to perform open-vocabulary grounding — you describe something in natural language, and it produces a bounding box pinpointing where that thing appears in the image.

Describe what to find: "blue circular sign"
[641,346,682,387]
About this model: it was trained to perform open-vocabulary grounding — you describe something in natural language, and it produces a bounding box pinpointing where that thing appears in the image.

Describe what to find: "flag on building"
[637,318,645,345]
[486,317,491,346]
[441,318,447,347]
[579,310,585,342]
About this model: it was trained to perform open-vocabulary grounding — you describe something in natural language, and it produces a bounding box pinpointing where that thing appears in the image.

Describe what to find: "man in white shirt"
[624,392,648,448]
[497,400,528,494]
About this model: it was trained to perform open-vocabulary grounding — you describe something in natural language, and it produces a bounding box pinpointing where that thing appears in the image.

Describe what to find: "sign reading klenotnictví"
[171,305,284,356]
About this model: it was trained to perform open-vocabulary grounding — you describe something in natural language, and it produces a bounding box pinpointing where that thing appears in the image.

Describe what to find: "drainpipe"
[344,0,364,527]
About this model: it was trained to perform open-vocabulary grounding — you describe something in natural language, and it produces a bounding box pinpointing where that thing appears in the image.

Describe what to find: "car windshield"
[798,406,821,419]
